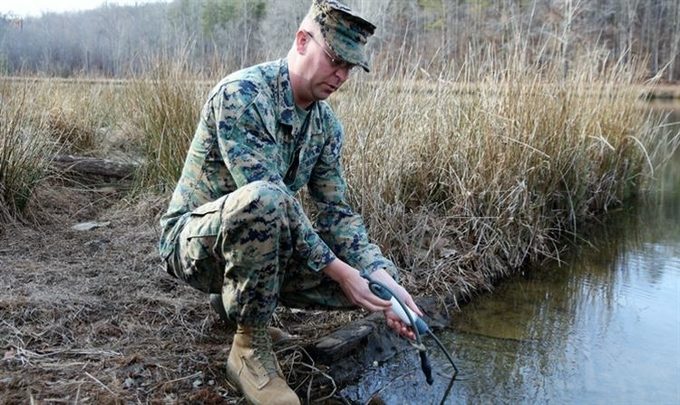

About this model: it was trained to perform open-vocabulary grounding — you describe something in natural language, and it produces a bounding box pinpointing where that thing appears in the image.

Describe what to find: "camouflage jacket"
[159,59,396,276]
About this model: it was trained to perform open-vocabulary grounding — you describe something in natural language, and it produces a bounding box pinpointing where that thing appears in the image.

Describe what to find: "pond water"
[340,105,680,404]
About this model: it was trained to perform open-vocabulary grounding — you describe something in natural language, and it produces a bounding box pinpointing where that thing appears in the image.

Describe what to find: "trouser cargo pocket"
[171,197,227,293]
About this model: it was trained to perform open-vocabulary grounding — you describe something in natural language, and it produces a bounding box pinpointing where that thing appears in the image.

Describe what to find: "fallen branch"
[51,155,138,180]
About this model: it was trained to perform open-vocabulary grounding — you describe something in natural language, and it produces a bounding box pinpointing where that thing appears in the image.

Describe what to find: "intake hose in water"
[361,274,459,391]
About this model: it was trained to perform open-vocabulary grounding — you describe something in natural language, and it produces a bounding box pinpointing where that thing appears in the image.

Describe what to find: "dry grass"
[0,81,56,225]
[125,59,211,193]
[0,191,238,403]
[333,58,673,300]
[0,190,348,403]
[2,78,127,154]
[1,59,676,299]
[0,77,140,228]
[1,54,679,403]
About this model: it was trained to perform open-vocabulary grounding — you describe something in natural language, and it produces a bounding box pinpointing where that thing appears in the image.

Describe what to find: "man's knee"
[238,180,289,201]
[223,181,292,219]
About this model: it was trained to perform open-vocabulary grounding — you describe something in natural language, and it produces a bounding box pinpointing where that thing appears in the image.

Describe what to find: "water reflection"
[447,202,679,404]
[341,109,680,404]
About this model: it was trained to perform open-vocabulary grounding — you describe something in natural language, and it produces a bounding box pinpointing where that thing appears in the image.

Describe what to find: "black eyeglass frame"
[304,31,357,73]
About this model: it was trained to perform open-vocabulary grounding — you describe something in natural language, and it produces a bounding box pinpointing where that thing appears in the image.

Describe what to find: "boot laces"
[252,327,278,375]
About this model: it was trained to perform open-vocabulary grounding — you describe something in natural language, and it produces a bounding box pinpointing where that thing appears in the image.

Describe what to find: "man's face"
[300,31,355,101]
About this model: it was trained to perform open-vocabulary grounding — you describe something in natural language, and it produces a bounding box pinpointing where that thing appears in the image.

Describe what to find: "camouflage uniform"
[159,58,398,327]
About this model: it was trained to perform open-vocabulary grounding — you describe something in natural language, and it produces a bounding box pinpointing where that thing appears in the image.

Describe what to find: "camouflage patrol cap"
[308,0,376,72]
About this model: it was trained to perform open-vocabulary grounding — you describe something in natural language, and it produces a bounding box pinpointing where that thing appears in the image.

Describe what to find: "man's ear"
[295,30,309,54]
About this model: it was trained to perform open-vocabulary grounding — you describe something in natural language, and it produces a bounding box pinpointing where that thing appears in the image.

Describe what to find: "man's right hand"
[323,258,392,313]
[323,260,423,340]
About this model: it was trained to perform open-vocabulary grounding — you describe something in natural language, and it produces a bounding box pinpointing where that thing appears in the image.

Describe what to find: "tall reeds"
[0,51,675,301]
[80,52,677,300]
[333,53,673,299]
[0,77,128,226]
[126,58,208,193]
[0,81,56,225]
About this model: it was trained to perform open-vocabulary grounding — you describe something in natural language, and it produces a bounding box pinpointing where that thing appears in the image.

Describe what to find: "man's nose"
[335,66,350,82]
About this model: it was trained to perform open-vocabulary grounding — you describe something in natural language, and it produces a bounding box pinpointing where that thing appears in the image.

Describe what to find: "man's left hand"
[369,269,423,341]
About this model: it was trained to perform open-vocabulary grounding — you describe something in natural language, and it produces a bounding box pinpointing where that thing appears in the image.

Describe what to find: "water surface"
[341,107,680,404]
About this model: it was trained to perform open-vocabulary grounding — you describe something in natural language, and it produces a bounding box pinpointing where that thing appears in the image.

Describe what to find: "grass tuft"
[0,81,57,226]
[127,58,208,193]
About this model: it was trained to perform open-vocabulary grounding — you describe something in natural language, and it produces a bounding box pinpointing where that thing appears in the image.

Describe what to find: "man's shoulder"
[208,60,280,112]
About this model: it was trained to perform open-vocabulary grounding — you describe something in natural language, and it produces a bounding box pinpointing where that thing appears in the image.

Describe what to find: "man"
[158,0,422,403]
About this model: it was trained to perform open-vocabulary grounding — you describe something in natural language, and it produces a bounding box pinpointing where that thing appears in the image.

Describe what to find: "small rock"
[193,379,203,388]
[3,349,15,360]
[72,221,111,231]
[123,377,135,388]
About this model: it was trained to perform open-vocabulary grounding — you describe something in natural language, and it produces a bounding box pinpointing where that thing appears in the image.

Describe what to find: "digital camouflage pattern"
[309,0,376,72]
[159,59,397,326]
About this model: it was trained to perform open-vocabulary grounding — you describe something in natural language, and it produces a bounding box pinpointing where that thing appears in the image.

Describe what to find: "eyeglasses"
[304,31,357,73]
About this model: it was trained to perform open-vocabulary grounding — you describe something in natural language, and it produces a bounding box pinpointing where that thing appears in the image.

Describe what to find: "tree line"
[1,0,679,81]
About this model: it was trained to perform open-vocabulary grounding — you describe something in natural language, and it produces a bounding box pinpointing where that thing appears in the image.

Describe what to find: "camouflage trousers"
[165,181,352,327]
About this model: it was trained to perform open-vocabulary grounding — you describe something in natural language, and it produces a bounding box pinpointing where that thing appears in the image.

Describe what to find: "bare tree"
[669,0,680,80]
[1,0,680,81]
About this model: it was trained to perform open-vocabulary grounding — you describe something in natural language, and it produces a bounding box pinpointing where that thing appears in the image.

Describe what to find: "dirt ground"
[0,182,361,404]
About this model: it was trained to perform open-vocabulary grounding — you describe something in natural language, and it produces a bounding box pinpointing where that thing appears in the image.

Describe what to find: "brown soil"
[0,183,357,404]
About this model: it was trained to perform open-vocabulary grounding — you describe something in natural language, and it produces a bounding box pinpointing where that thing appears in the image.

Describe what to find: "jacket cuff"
[306,239,337,272]
[364,262,400,283]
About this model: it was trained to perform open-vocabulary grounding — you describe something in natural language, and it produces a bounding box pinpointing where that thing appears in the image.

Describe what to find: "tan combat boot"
[210,294,296,344]
[227,326,301,405]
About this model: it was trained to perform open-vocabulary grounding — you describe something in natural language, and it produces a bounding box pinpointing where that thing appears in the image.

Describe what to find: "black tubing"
[362,274,459,402]
[419,350,434,385]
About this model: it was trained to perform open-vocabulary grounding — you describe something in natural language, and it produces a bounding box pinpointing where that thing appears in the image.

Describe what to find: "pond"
[340,104,680,404]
